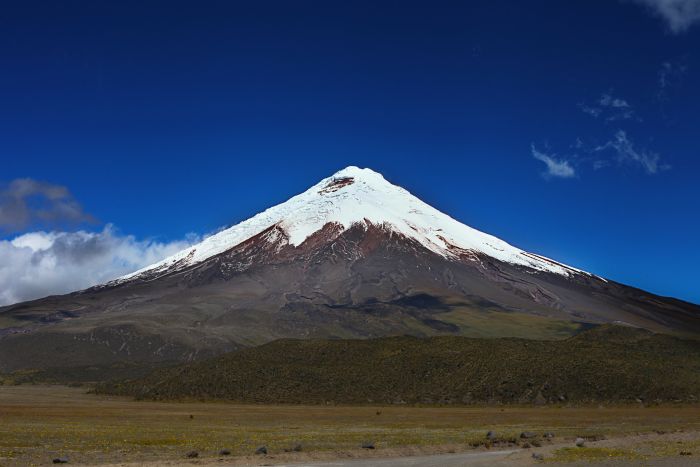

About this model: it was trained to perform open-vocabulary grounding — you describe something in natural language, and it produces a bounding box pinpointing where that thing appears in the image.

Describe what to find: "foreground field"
[2,386,700,466]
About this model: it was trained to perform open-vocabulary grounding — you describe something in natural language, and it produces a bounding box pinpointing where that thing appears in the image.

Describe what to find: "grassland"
[434,307,584,339]
[97,325,700,404]
[0,316,23,329]
[2,385,700,466]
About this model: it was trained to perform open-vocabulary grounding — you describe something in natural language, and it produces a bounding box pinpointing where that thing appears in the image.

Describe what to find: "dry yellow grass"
[2,385,700,466]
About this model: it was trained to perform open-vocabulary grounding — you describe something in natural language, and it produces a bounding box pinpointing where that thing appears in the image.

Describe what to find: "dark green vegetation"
[0,361,169,386]
[97,325,700,405]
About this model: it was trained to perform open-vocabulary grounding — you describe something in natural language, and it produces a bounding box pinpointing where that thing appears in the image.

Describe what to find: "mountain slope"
[114,166,587,283]
[1,166,699,372]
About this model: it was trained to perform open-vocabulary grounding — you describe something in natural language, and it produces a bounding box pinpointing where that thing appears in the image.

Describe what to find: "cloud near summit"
[0,226,198,306]
[0,177,202,306]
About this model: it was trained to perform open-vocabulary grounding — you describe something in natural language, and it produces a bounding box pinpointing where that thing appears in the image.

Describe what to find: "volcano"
[1,166,698,371]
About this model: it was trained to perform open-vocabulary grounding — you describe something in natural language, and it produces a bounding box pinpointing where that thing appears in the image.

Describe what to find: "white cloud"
[579,104,602,118]
[629,0,700,33]
[593,160,611,170]
[659,61,673,90]
[0,225,198,306]
[595,130,668,174]
[531,145,576,179]
[599,94,631,109]
[579,93,637,122]
[658,60,688,99]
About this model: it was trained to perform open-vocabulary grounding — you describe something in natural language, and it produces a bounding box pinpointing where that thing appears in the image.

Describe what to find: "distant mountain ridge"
[1,166,699,372]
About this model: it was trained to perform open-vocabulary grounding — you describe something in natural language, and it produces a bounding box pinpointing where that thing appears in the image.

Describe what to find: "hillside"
[96,325,700,405]
[3,167,700,373]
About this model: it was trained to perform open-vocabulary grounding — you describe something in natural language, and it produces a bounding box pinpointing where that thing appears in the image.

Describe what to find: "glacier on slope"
[116,166,589,283]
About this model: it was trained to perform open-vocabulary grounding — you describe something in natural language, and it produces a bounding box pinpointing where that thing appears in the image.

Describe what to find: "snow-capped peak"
[117,166,588,282]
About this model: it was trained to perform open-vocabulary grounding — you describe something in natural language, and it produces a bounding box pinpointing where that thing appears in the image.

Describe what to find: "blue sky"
[1,0,699,305]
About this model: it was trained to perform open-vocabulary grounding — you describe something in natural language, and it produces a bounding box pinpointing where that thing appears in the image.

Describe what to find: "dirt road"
[274,449,518,466]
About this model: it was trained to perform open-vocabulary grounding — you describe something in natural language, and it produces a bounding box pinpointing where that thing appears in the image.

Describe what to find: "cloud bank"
[0,178,95,233]
[629,0,700,33]
[531,145,576,179]
[0,226,197,306]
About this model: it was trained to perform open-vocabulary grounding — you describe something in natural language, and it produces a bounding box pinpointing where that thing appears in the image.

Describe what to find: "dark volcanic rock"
[255,446,268,455]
